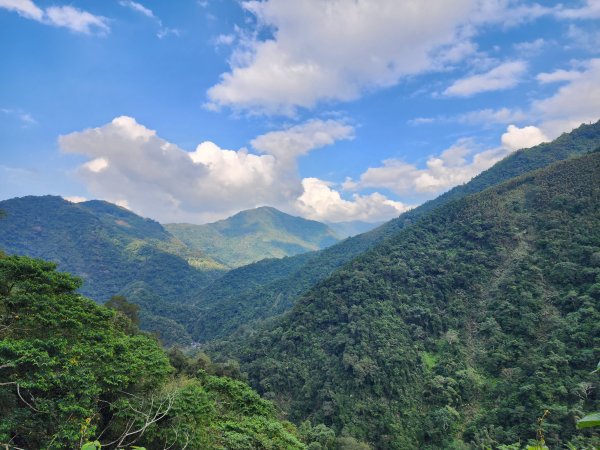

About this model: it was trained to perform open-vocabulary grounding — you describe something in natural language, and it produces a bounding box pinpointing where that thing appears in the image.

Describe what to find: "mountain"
[223,150,600,449]
[326,220,383,238]
[189,121,600,343]
[165,206,339,268]
[0,196,226,344]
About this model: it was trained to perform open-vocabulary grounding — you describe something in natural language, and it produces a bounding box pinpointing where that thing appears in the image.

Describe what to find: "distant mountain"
[191,120,600,343]
[165,206,339,268]
[0,196,225,345]
[225,150,600,449]
[326,220,383,238]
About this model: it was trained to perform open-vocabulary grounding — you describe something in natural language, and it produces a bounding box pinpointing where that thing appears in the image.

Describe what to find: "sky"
[1,0,599,224]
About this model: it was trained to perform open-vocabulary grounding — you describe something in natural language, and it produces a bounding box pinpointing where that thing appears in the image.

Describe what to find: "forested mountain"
[0,196,226,345]
[189,121,600,343]
[0,254,305,449]
[165,206,339,268]
[218,150,600,449]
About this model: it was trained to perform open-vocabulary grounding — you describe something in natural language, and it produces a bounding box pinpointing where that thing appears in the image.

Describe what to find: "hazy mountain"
[189,121,600,343]
[223,150,600,449]
[165,206,339,268]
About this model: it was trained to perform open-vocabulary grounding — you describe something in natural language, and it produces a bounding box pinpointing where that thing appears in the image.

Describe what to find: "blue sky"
[1,0,599,223]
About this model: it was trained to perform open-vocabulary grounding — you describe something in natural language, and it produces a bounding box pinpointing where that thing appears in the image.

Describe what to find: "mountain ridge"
[165,206,339,268]
[221,150,600,449]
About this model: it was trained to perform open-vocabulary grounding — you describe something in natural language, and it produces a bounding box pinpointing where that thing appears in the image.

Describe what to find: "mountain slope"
[165,206,339,268]
[0,196,225,344]
[223,151,600,449]
[190,120,600,343]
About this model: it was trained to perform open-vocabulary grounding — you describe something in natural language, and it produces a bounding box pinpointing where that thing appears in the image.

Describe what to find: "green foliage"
[105,295,140,325]
[166,206,339,269]
[214,151,600,449]
[0,195,225,344]
[577,413,600,429]
[0,254,304,449]
[194,120,600,343]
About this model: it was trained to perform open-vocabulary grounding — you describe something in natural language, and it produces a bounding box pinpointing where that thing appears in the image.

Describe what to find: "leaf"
[576,412,600,429]
[592,360,600,373]
[81,441,101,450]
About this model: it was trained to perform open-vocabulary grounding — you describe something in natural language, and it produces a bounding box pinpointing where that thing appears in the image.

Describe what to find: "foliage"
[0,254,304,449]
[166,206,339,269]
[214,151,600,449]
[194,120,600,343]
[0,196,225,343]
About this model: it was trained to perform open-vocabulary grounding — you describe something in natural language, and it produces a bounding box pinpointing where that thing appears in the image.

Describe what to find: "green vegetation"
[214,151,600,449]
[0,254,304,449]
[191,120,600,343]
[165,206,339,269]
[0,196,226,345]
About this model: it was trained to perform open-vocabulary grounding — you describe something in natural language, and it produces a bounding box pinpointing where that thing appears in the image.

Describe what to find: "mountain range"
[1,120,599,448]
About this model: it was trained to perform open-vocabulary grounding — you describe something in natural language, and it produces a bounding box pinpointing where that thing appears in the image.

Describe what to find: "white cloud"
[533,58,600,137]
[555,0,600,19]
[295,178,410,223]
[0,0,109,34]
[536,68,583,84]
[251,119,354,162]
[63,196,87,203]
[214,33,235,46]
[501,124,548,150]
[119,0,154,18]
[206,0,493,114]
[456,107,527,125]
[59,116,369,223]
[343,127,548,200]
[0,0,43,20]
[443,60,527,97]
[513,38,547,55]
[118,0,179,39]
[1,108,36,125]
[43,5,109,35]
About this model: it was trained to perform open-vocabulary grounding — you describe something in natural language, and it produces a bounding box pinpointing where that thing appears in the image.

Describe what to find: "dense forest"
[189,120,600,343]
[0,254,306,449]
[213,151,600,449]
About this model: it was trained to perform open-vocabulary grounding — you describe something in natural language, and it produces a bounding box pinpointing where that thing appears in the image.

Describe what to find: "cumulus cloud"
[0,0,109,34]
[443,60,527,97]
[206,0,490,114]
[343,123,550,201]
[295,178,411,223]
[57,116,388,223]
[533,58,600,137]
[501,125,548,150]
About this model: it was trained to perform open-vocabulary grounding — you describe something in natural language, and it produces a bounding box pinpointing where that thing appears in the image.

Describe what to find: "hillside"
[220,151,600,449]
[165,206,339,268]
[0,254,305,449]
[0,196,225,344]
[189,120,600,343]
